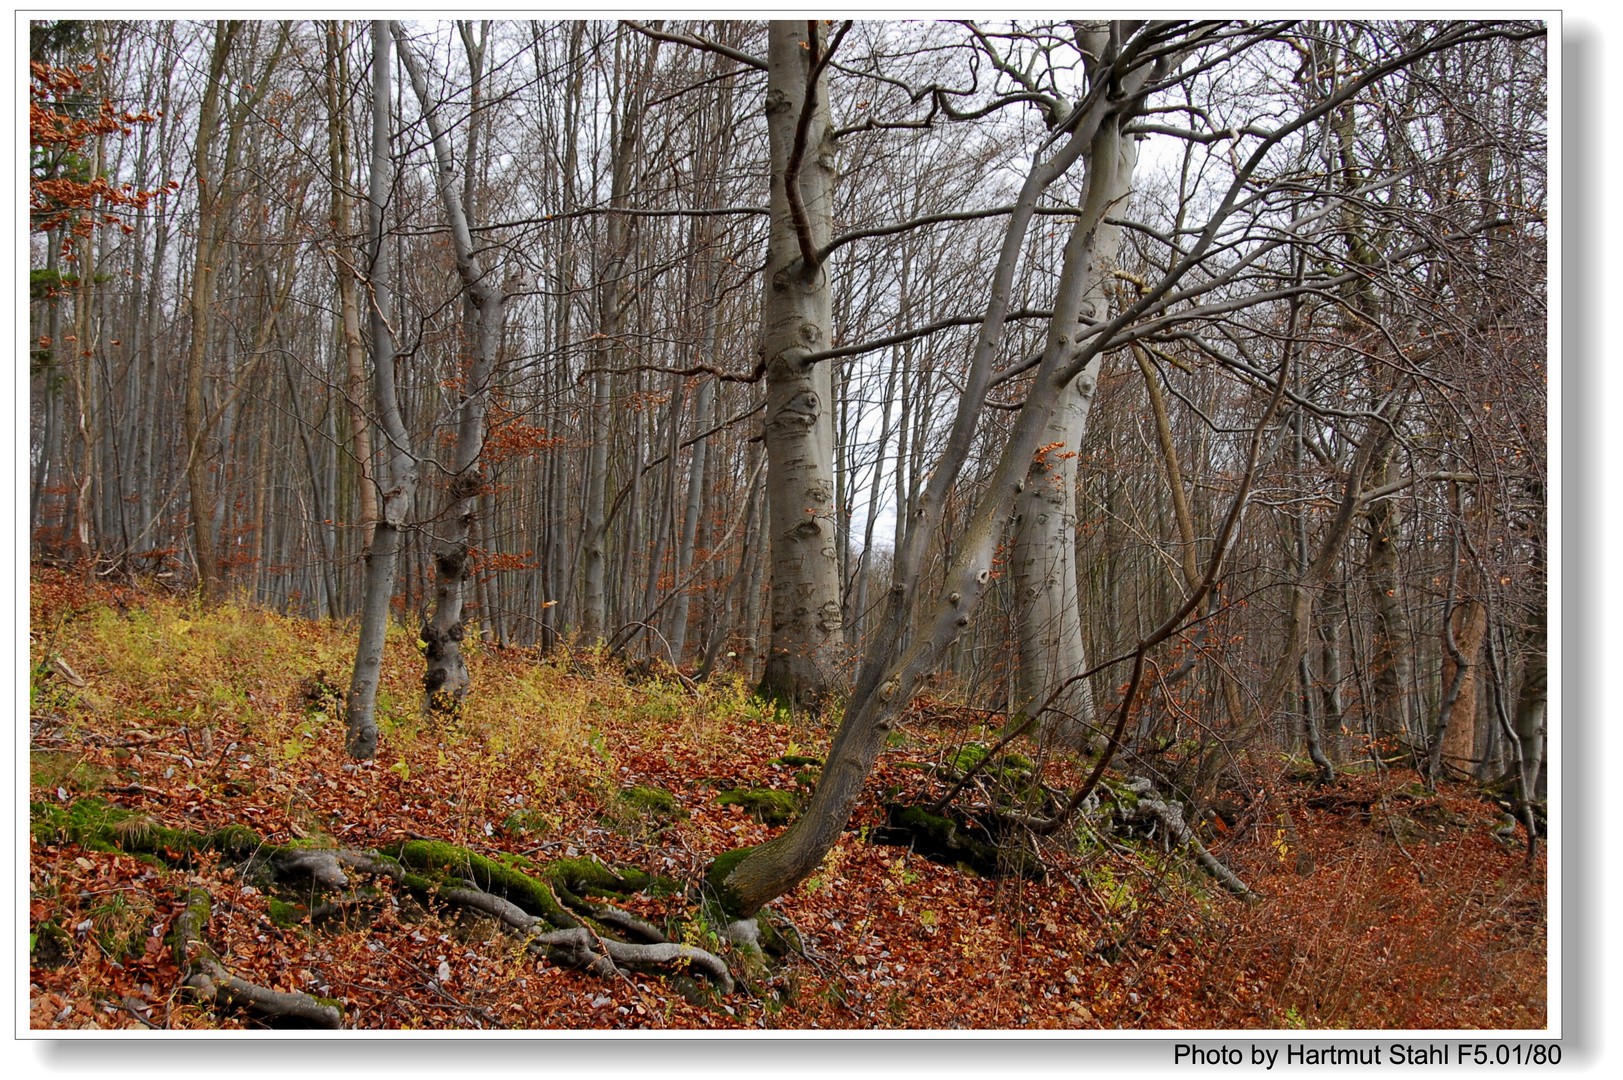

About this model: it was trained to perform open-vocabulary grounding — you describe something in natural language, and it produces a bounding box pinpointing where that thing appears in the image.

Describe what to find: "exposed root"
[273,848,350,888]
[40,798,739,1015]
[171,887,343,1028]
[337,843,731,989]
[561,896,669,944]
[1118,778,1256,900]
[531,930,734,994]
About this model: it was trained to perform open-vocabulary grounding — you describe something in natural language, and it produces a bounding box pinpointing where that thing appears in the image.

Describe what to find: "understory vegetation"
[29,570,1546,1031]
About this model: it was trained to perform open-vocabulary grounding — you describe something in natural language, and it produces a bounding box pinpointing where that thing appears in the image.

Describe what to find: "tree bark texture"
[325,21,377,554]
[346,21,417,759]
[182,20,239,602]
[395,25,509,717]
[757,20,843,709]
[1365,441,1414,746]
[1438,598,1487,772]
[1011,122,1135,745]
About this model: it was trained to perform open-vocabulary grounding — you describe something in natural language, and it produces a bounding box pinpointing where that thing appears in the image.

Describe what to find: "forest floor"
[27,568,1546,1032]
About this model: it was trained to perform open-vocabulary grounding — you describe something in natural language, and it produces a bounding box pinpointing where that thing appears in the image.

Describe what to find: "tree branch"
[622,20,766,71]
[784,21,851,271]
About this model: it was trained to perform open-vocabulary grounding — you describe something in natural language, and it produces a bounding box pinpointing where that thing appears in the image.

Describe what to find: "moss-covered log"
[869,803,1046,881]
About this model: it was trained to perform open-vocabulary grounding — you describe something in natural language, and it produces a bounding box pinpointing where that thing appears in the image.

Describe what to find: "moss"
[898,804,958,841]
[492,850,538,873]
[614,866,654,893]
[642,875,687,899]
[1099,778,1140,808]
[704,845,757,917]
[208,824,263,856]
[875,802,1046,882]
[716,787,799,826]
[32,918,74,968]
[615,784,685,820]
[266,897,306,929]
[393,840,667,930]
[399,870,454,897]
[770,755,822,768]
[170,888,214,968]
[500,808,551,836]
[397,840,578,926]
[756,909,803,958]
[946,744,988,773]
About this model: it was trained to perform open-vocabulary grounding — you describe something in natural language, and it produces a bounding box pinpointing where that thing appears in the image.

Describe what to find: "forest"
[28,19,1548,1031]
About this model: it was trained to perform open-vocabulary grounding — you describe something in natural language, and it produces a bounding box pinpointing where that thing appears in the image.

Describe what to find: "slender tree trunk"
[698,444,764,679]
[32,239,66,543]
[583,27,659,645]
[1365,440,1414,748]
[667,376,714,663]
[346,22,417,759]
[326,21,377,554]
[1437,597,1487,773]
[757,20,843,710]
[395,25,508,717]
[1514,597,1547,799]
[182,20,242,602]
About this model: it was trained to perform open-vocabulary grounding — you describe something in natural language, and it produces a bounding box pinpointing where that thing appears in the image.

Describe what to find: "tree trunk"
[182,21,238,601]
[582,26,659,646]
[757,20,843,710]
[395,24,508,717]
[1437,597,1487,773]
[346,21,418,759]
[1365,441,1414,748]
[1514,600,1547,799]
[713,71,1153,913]
[326,21,376,554]
[1011,121,1135,745]
[667,375,714,663]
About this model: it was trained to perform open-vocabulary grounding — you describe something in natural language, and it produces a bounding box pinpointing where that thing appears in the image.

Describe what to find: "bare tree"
[346,21,417,759]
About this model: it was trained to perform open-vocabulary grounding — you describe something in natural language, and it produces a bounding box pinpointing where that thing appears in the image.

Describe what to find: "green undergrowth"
[29,578,800,824]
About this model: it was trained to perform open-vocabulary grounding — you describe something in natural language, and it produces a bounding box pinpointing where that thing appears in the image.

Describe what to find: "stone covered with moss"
[715,787,799,826]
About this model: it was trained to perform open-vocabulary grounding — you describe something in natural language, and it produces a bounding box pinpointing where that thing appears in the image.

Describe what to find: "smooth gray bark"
[757,21,843,709]
[346,22,417,759]
[1011,119,1135,746]
[325,22,376,556]
[715,46,1156,909]
[395,25,509,716]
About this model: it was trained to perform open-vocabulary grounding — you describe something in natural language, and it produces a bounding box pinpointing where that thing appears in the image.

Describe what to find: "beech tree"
[345,21,416,758]
[29,16,1546,914]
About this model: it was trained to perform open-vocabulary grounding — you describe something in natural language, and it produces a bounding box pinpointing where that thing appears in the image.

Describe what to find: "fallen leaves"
[28,569,1546,1030]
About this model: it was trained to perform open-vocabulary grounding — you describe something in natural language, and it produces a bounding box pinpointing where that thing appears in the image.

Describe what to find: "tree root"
[171,887,343,1028]
[1118,778,1256,899]
[34,797,738,1027]
[396,861,732,993]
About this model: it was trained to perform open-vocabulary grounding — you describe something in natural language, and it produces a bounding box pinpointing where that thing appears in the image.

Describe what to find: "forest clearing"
[29,19,1547,1033]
